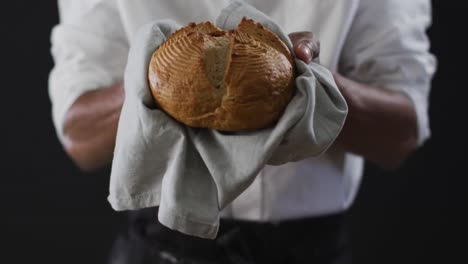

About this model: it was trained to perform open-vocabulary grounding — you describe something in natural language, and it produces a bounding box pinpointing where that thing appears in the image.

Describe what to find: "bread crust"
[148,17,295,131]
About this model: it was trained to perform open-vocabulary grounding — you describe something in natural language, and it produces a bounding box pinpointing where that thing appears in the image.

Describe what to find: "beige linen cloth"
[108,0,348,239]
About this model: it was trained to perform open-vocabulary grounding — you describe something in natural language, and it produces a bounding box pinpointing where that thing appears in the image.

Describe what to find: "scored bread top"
[148,17,295,131]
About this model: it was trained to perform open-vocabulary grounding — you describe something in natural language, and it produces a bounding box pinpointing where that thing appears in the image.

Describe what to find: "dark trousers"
[108,207,352,264]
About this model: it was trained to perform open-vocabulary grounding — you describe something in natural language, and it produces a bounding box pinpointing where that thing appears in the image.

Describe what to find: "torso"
[115,0,363,221]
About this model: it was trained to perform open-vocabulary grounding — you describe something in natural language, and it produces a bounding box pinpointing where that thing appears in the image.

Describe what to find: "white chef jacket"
[49,0,436,221]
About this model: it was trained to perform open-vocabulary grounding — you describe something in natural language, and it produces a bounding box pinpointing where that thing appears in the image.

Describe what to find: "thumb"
[289,32,320,64]
[294,41,313,64]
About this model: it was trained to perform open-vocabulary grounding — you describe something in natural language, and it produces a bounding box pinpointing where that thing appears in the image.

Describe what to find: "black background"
[1,1,466,263]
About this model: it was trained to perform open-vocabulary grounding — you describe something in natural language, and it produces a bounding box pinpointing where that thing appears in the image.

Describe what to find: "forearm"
[62,82,124,172]
[333,72,418,169]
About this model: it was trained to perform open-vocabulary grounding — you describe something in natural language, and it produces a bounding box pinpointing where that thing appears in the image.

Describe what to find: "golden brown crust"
[148,18,295,131]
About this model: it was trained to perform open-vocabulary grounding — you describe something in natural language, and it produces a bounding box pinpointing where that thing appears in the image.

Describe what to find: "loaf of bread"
[148,17,295,131]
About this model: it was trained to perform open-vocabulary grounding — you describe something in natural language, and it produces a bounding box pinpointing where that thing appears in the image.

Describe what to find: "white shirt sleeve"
[48,0,129,142]
[339,0,437,146]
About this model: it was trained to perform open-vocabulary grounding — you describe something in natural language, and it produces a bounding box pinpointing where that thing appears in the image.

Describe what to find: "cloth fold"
[108,0,348,239]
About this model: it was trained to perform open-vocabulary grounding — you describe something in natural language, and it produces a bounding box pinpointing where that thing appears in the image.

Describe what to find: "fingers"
[288,32,320,64]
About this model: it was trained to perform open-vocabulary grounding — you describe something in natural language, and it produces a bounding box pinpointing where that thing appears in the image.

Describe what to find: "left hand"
[288,31,320,64]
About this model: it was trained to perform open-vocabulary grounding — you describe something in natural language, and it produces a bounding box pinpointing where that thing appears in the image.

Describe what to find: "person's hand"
[288,32,320,64]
